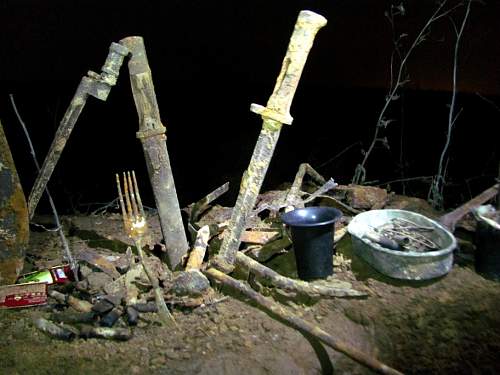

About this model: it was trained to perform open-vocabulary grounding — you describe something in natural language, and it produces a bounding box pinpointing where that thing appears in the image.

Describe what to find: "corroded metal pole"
[212,11,327,272]
[28,42,129,218]
[120,36,189,270]
[0,121,29,285]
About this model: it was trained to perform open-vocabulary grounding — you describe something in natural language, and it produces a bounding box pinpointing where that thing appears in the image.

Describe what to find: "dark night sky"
[0,0,499,212]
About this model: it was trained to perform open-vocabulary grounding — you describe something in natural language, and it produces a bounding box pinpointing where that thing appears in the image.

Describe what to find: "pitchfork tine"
[123,172,133,219]
[132,171,146,218]
[116,173,128,230]
[127,171,139,218]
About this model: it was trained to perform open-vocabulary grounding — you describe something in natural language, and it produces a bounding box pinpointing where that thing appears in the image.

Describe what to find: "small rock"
[171,270,210,297]
[346,185,388,210]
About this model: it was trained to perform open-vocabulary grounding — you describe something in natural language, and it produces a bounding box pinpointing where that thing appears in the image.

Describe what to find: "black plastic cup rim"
[281,206,342,227]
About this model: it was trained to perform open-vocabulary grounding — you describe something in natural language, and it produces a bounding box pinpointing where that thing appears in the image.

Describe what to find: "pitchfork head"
[116,171,148,241]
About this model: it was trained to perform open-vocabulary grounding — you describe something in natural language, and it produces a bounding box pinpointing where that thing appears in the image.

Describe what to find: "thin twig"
[369,175,434,187]
[316,141,362,170]
[428,0,472,209]
[9,94,79,281]
[475,92,500,113]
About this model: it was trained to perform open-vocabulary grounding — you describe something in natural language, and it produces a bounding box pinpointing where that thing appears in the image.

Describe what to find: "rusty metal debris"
[370,217,441,252]
[120,36,189,270]
[213,11,328,273]
[439,183,500,232]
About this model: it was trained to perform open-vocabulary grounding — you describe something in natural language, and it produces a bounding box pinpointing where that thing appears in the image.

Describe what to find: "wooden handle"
[251,10,327,124]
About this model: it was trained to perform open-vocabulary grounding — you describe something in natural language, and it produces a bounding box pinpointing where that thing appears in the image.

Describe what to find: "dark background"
[0,0,499,214]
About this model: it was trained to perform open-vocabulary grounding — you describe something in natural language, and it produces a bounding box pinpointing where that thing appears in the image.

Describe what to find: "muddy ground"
[1,210,500,375]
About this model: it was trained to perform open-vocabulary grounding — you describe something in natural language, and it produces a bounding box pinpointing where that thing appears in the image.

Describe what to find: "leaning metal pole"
[28,42,129,218]
[120,36,189,270]
[212,11,327,273]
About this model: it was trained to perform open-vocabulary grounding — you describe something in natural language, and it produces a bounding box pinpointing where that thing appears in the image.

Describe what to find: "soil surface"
[1,212,499,375]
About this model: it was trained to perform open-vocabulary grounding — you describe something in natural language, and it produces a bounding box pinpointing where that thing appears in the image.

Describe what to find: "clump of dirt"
[1,212,500,374]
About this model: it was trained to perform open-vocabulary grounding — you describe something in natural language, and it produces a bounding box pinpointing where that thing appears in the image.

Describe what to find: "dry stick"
[285,163,327,209]
[187,182,230,241]
[213,11,328,273]
[235,252,365,297]
[189,182,230,225]
[429,0,472,209]
[28,42,128,219]
[135,237,177,327]
[303,193,361,215]
[120,36,189,270]
[204,268,402,375]
[10,94,79,281]
[302,178,338,204]
[185,225,210,271]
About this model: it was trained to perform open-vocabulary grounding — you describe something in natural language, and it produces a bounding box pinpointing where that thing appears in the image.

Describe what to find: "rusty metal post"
[28,42,129,218]
[120,36,189,270]
[212,11,327,273]
[0,121,29,285]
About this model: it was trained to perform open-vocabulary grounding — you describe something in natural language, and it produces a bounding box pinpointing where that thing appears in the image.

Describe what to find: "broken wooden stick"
[28,42,128,218]
[286,163,327,209]
[439,183,499,232]
[302,178,338,205]
[235,252,364,297]
[204,268,402,375]
[189,182,230,226]
[185,225,210,271]
[213,11,328,273]
[120,36,188,270]
[245,235,292,262]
